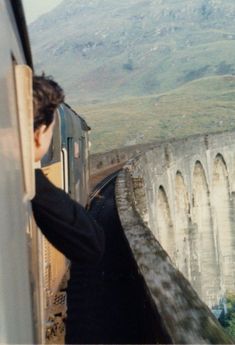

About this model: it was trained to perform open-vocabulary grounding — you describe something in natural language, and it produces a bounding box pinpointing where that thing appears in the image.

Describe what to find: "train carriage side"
[61,104,90,205]
[0,0,34,343]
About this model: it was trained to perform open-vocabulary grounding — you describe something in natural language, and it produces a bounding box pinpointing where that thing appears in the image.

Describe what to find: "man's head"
[33,75,64,162]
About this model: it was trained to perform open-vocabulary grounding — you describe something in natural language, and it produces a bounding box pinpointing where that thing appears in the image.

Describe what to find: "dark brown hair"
[33,74,65,130]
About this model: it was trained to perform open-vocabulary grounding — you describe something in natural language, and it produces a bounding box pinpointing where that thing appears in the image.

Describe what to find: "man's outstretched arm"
[31,169,105,264]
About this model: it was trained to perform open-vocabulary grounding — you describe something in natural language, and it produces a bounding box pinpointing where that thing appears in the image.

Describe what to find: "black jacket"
[31,169,105,264]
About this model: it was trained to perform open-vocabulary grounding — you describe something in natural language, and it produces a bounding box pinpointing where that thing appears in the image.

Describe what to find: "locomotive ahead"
[0,1,90,343]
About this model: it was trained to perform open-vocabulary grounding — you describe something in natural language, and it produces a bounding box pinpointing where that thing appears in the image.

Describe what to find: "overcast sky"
[22,0,62,24]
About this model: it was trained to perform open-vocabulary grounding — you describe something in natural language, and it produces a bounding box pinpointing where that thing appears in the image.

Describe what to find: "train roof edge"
[63,102,91,131]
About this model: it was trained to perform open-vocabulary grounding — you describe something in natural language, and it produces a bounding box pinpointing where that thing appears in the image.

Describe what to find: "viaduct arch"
[116,131,235,309]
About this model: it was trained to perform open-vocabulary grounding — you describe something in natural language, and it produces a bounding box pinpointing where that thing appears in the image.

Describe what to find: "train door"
[59,105,81,202]
[57,106,69,196]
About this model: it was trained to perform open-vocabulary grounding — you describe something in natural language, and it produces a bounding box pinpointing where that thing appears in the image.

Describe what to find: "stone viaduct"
[91,131,235,343]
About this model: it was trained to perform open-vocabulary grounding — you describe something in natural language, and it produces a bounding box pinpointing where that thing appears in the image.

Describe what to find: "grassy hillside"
[28,1,235,153]
[77,75,235,153]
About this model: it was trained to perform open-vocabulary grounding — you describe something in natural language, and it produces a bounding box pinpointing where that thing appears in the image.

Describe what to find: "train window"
[74,141,79,159]
[14,64,34,200]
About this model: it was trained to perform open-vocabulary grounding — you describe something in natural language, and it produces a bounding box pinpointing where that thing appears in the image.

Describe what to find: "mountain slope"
[29,0,235,105]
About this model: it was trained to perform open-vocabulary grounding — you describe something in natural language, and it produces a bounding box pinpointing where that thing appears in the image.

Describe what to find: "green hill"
[78,75,235,153]
[28,0,235,152]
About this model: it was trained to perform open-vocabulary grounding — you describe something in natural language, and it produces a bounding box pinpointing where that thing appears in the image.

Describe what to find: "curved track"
[87,169,121,209]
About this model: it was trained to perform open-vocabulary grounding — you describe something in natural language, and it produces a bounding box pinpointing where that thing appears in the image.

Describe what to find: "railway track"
[87,169,121,209]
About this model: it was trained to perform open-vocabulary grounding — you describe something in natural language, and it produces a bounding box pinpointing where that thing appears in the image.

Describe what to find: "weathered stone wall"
[115,131,235,343]
[90,142,160,175]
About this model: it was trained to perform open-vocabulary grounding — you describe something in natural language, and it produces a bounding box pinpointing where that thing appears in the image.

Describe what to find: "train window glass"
[74,141,79,159]
[14,64,34,200]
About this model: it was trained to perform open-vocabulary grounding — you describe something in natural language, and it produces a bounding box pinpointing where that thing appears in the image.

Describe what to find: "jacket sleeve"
[31,169,105,263]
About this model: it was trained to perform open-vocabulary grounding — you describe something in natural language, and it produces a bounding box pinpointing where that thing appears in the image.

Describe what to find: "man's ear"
[34,125,47,148]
